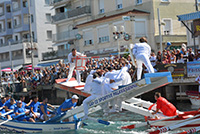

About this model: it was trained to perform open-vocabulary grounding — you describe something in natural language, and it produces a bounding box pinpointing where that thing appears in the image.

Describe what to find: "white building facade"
[0,0,56,68]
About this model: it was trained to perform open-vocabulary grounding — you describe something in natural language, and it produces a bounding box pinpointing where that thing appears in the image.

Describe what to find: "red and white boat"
[186,91,200,106]
[121,102,200,134]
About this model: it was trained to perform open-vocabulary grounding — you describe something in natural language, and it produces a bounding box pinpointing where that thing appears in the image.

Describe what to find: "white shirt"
[132,43,151,57]
[68,52,83,63]
[90,77,103,95]
[150,55,157,67]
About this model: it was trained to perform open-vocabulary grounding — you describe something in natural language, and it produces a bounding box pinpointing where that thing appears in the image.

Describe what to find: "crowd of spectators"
[0,45,199,95]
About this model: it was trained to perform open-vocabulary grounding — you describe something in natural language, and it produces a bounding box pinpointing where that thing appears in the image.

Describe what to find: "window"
[45,0,50,5]
[7,21,11,29]
[31,15,34,23]
[12,1,19,10]
[116,0,123,9]
[98,26,109,43]
[163,19,172,35]
[83,30,94,46]
[15,35,18,41]
[0,7,3,15]
[0,39,3,44]
[23,0,28,7]
[46,13,51,22]
[47,31,52,39]
[99,0,104,14]
[6,5,11,12]
[14,19,17,26]
[135,20,146,37]
[136,0,142,4]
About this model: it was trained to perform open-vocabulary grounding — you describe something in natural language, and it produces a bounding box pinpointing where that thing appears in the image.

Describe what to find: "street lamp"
[113,25,130,58]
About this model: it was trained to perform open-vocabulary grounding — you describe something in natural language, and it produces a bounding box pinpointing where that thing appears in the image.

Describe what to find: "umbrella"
[25,64,32,67]
[24,67,40,70]
[1,68,17,72]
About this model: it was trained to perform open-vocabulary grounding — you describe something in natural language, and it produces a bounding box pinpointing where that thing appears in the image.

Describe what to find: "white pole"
[28,0,34,73]
[157,8,163,51]
[118,38,120,58]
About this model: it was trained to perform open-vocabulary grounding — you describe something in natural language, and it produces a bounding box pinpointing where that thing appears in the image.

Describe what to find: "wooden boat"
[186,91,200,106]
[0,116,81,133]
[121,100,200,133]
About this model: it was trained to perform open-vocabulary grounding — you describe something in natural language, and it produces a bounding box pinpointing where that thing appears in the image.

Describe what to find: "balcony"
[50,0,71,7]
[53,29,78,42]
[42,49,71,61]
[13,24,29,33]
[13,7,21,12]
[155,35,187,44]
[52,6,91,23]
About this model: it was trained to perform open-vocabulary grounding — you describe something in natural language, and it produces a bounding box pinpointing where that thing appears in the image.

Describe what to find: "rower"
[152,92,177,116]
[0,97,6,115]
[14,100,35,122]
[57,95,79,115]
[84,70,96,92]
[19,96,32,109]
[29,96,40,120]
[4,98,16,119]
[39,98,55,121]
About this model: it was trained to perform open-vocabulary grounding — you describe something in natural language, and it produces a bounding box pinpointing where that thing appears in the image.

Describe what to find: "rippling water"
[1,102,197,134]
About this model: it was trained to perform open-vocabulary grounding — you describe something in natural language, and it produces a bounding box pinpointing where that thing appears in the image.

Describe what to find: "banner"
[187,61,200,77]
[155,63,186,78]
[193,19,200,37]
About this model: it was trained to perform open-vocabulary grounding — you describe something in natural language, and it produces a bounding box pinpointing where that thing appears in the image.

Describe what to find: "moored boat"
[186,91,200,106]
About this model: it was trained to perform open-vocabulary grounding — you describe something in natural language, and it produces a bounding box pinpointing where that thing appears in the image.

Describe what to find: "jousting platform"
[53,72,173,121]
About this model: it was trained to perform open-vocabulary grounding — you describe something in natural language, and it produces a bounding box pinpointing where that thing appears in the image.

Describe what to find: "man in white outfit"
[84,70,96,92]
[110,61,132,112]
[66,48,84,84]
[132,37,154,80]
[83,72,102,120]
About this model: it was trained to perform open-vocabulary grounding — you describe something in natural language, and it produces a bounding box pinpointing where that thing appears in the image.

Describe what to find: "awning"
[52,42,66,46]
[177,11,200,21]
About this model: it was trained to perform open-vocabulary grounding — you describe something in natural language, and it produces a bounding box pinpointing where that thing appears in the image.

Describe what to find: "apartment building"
[0,0,55,68]
[50,0,197,58]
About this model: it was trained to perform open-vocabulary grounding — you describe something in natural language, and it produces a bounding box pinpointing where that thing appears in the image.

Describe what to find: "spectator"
[156,51,162,64]
[188,48,194,61]
[150,52,157,67]
[170,52,176,63]
[162,55,169,64]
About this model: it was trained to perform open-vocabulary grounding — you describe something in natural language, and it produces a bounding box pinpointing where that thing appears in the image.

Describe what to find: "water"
[1,102,197,134]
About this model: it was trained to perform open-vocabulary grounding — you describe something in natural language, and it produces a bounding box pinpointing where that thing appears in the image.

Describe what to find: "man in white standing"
[83,72,103,120]
[195,75,200,93]
[132,37,155,80]
[66,48,85,84]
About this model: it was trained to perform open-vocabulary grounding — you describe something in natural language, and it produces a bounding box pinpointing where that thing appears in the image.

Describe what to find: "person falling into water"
[152,92,177,117]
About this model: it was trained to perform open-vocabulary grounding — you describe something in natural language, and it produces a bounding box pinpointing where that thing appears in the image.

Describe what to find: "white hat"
[17,100,22,104]
[72,95,79,99]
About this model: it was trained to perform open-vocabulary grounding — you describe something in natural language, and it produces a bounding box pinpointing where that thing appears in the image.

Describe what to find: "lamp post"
[28,0,34,73]
[113,25,126,58]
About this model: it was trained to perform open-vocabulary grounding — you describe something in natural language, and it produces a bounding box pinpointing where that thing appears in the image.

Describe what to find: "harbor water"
[1,101,197,134]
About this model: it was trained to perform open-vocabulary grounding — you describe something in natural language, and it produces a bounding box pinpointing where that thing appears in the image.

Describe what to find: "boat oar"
[1,110,14,117]
[86,117,110,125]
[149,114,200,134]
[121,114,177,129]
[0,112,26,126]
[178,126,200,134]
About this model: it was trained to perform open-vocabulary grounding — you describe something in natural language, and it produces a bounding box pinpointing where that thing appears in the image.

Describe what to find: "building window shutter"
[99,0,104,13]
[116,0,122,9]
[163,20,171,35]
[98,26,109,43]
[83,30,94,46]
[135,21,146,37]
